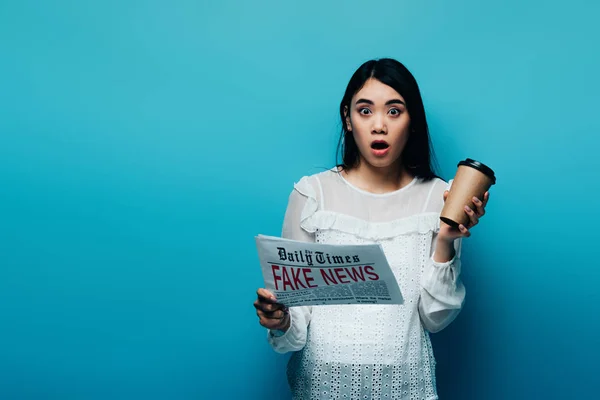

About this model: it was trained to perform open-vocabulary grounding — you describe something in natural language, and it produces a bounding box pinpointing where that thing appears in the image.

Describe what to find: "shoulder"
[292,169,339,197]
[423,176,449,194]
[416,176,450,213]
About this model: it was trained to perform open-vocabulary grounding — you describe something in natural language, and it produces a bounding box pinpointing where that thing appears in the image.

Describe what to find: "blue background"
[1,1,598,399]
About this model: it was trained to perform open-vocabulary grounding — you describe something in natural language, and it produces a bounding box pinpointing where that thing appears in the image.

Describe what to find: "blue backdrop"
[1,1,598,399]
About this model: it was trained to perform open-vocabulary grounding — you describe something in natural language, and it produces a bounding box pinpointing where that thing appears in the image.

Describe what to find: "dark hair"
[337,58,439,181]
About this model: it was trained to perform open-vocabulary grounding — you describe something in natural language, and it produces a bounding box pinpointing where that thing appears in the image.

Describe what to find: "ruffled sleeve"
[281,176,319,242]
[294,176,320,234]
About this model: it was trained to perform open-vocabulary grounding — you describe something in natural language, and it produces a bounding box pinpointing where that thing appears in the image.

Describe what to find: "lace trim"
[294,176,441,241]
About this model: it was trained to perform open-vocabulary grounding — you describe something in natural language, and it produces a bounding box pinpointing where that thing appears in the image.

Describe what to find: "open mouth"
[371,141,390,150]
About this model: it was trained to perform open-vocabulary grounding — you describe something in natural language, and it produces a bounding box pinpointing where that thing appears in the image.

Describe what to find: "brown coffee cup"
[440,158,496,228]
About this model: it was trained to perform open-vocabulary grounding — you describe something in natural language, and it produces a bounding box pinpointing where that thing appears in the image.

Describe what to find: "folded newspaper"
[255,234,403,307]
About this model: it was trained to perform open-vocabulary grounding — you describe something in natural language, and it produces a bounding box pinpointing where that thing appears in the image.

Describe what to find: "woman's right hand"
[254,288,290,332]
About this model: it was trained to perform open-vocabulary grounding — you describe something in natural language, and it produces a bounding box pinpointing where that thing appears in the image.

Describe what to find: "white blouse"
[267,169,465,400]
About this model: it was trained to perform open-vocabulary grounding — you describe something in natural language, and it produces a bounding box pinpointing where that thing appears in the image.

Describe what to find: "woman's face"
[345,78,411,170]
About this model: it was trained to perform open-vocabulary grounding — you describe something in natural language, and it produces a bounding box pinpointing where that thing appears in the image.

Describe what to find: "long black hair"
[336,58,439,181]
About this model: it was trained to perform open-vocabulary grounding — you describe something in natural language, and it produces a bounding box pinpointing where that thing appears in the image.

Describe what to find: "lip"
[370,140,390,157]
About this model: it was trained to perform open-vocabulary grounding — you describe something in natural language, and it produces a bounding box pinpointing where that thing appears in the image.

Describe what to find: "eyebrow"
[355,98,405,106]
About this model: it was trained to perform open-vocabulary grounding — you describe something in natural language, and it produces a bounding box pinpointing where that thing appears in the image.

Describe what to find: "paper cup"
[440,158,496,228]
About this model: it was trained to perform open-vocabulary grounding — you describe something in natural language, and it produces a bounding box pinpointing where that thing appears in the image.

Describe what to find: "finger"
[258,313,281,329]
[443,190,449,202]
[256,288,277,303]
[254,299,284,313]
[259,309,287,320]
[472,196,486,217]
[482,191,490,207]
[458,224,471,238]
[256,309,285,320]
[257,309,289,330]
[464,205,479,227]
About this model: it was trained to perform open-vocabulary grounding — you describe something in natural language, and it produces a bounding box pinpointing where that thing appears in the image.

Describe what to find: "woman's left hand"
[438,191,490,241]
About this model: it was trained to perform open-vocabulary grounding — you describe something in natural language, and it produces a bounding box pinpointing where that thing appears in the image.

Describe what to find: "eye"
[358,108,371,115]
[388,108,402,116]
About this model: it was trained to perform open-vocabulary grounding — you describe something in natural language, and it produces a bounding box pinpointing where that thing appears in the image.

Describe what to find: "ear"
[344,106,352,131]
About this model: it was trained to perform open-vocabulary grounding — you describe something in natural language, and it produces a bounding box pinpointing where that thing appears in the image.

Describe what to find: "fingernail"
[464,206,471,212]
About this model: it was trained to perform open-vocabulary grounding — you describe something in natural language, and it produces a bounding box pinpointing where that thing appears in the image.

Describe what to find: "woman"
[254,58,489,399]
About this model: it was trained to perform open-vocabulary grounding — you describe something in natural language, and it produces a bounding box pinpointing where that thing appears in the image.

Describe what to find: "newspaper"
[255,234,403,307]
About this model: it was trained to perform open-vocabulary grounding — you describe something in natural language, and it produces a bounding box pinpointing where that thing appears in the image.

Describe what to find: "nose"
[372,113,386,134]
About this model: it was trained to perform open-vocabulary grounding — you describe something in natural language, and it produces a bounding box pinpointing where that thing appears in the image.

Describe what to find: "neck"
[343,159,414,194]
